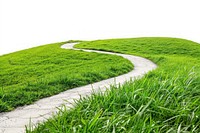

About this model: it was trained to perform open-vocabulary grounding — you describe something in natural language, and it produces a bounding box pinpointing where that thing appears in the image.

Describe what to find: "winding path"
[0,43,157,133]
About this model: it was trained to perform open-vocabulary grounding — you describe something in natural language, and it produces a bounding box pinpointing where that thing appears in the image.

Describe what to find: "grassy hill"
[31,37,200,133]
[0,42,133,112]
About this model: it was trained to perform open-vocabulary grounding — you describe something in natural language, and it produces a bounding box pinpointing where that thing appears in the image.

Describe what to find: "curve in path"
[0,42,157,133]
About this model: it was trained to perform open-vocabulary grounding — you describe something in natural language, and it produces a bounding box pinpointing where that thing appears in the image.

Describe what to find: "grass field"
[0,42,133,112]
[30,37,200,133]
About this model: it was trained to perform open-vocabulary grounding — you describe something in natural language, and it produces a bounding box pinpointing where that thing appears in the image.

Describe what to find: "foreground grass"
[0,42,133,112]
[30,37,200,132]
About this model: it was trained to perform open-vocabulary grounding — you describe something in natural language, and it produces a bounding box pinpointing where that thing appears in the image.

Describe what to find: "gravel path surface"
[0,42,157,133]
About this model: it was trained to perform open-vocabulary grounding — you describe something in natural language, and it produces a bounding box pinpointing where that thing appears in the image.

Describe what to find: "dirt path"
[0,42,157,133]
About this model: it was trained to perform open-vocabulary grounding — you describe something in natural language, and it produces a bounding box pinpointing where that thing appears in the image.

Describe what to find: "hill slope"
[32,37,200,133]
[0,42,133,112]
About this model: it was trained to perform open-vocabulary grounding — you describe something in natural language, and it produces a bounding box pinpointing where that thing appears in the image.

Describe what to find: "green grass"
[0,41,133,112]
[30,37,200,133]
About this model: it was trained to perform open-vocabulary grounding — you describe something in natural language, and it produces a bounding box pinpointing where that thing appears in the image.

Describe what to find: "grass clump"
[0,41,133,112]
[30,37,200,132]
[29,70,200,133]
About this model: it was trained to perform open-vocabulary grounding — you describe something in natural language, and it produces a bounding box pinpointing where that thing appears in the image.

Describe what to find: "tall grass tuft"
[30,68,200,133]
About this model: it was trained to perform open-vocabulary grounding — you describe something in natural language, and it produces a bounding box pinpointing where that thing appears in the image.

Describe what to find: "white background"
[0,0,200,55]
